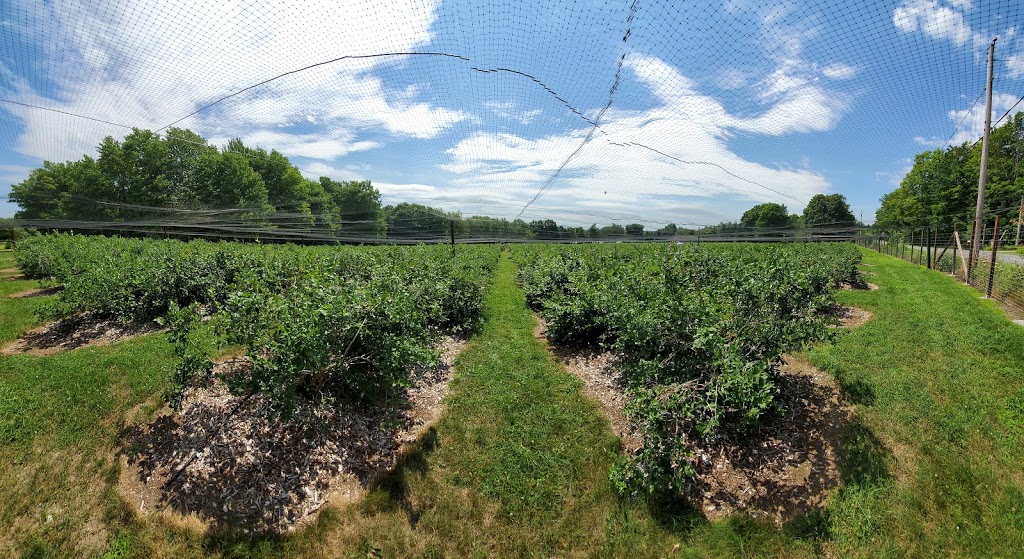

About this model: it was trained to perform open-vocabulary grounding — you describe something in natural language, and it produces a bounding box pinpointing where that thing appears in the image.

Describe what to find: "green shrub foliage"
[511,242,862,496]
[16,234,499,413]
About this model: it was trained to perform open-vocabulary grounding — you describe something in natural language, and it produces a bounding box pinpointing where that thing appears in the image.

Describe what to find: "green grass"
[103,254,811,558]
[812,248,1024,557]
[3,248,1024,557]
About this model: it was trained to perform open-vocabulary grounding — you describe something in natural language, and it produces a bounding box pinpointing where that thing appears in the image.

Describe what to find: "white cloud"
[944,91,1024,145]
[209,129,379,161]
[822,63,858,80]
[892,0,986,49]
[0,0,464,162]
[437,54,842,225]
[1008,54,1024,79]
[483,101,543,125]
[717,69,750,90]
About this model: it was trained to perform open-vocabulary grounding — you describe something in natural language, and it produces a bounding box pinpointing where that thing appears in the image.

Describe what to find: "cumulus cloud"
[437,53,845,225]
[0,0,466,162]
[914,91,1024,148]
[892,0,987,49]
[822,63,858,80]
[1008,54,1024,79]
[483,101,543,125]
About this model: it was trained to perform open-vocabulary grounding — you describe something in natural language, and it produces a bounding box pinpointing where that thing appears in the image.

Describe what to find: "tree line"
[875,113,1023,233]
[8,126,860,242]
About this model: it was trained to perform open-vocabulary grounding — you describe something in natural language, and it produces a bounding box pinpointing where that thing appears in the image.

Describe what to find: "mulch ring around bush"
[681,356,850,525]
[0,314,162,356]
[117,336,467,533]
[536,315,851,526]
[6,286,63,299]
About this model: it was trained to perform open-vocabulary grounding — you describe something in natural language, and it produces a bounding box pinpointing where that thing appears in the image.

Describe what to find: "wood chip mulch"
[536,316,851,526]
[6,286,62,299]
[0,314,161,356]
[683,356,849,524]
[118,337,467,533]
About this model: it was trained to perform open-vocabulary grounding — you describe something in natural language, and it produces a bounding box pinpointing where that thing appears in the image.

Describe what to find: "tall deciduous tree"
[740,203,790,228]
[803,194,856,227]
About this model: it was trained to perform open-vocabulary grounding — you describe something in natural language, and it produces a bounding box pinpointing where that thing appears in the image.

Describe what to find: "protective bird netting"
[1,0,1022,241]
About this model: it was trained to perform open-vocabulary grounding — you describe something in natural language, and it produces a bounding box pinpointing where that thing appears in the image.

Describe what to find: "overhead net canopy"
[1,0,1022,240]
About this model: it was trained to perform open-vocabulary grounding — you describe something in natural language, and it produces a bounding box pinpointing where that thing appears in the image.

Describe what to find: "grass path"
[190,253,803,558]
[8,248,1024,557]
[811,248,1024,557]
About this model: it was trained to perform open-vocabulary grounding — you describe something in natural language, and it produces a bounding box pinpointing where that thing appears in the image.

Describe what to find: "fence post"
[967,221,976,284]
[946,229,954,274]
[926,227,932,269]
[987,215,1000,298]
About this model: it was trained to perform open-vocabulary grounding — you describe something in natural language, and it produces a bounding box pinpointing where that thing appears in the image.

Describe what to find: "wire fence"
[858,226,1024,320]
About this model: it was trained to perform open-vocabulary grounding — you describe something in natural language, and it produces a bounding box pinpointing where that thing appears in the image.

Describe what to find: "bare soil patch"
[118,337,467,533]
[535,316,849,525]
[0,267,19,274]
[684,356,849,524]
[826,304,873,329]
[6,286,62,299]
[0,315,162,356]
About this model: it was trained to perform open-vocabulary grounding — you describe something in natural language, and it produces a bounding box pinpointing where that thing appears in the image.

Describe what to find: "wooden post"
[987,215,1000,297]
[935,238,952,272]
[967,221,977,283]
[917,227,925,264]
[971,38,997,268]
[926,227,932,269]
[955,230,969,280]
[933,227,940,269]
[1016,193,1023,247]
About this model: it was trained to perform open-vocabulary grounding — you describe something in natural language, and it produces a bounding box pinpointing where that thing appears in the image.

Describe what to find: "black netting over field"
[1,0,1022,241]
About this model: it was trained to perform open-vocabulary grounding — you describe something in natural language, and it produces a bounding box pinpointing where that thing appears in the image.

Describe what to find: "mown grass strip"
[815,248,1024,557]
[116,253,810,558]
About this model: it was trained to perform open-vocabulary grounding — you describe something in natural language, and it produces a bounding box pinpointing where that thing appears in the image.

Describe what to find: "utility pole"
[971,37,997,267]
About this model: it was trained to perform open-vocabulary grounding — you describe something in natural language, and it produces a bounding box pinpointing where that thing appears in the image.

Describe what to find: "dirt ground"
[536,309,869,525]
[1,315,162,356]
[6,286,62,299]
[117,337,467,532]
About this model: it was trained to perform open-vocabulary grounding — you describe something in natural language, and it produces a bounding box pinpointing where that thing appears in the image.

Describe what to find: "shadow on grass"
[359,426,441,527]
[638,490,704,535]
[839,378,876,406]
[838,420,891,487]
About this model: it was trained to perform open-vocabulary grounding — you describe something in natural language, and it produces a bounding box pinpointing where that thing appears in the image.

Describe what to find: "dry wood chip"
[119,336,466,532]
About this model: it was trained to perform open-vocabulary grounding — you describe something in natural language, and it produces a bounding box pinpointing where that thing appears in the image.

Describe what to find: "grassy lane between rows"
[0,250,49,345]
[6,247,1024,557]
[811,248,1024,557]
[118,253,816,557]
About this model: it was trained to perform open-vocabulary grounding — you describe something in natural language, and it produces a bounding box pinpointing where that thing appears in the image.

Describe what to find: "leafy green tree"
[740,203,790,228]
[198,152,272,216]
[385,203,452,239]
[600,223,626,237]
[803,194,856,227]
[320,178,384,237]
[656,223,678,236]
[529,219,561,239]
[625,223,644,236]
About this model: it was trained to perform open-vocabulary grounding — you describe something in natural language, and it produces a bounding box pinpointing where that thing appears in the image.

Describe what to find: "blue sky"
[1,0,1023,227]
